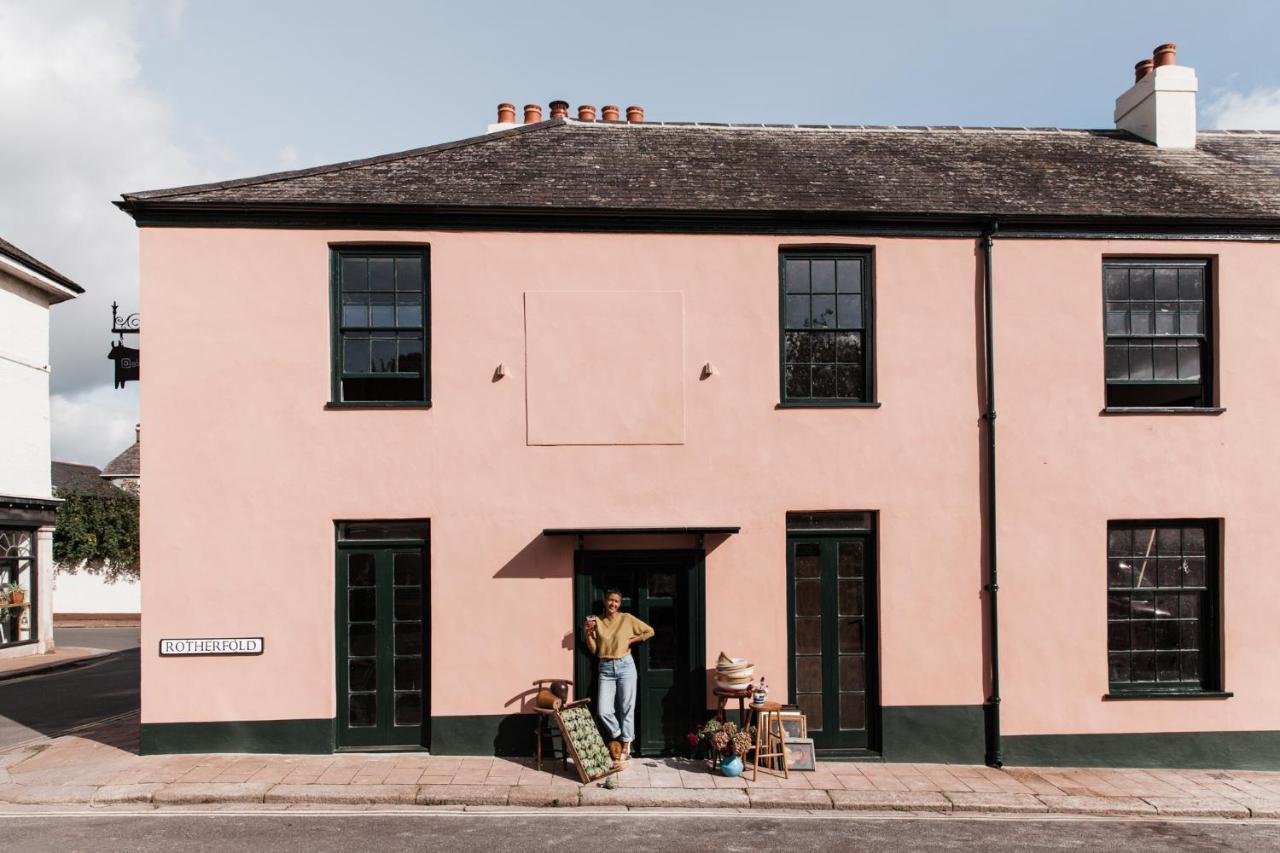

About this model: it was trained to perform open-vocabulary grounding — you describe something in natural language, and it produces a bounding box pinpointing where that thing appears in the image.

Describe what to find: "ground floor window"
[0,528,35,647]
[1107,520,1220,695]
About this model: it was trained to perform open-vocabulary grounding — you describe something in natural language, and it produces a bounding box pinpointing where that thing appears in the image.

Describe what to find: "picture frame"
[783,737,817,771]
[771,710,807,741]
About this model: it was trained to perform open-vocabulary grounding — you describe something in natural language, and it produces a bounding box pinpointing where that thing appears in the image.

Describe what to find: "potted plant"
[1,583,24,606]
[695,718,756,777]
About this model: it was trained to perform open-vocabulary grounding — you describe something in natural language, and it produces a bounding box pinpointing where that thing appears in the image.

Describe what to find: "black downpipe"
[980,222,1003,768]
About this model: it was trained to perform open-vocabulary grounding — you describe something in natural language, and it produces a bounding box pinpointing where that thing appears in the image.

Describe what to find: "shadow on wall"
[493,535,573,579]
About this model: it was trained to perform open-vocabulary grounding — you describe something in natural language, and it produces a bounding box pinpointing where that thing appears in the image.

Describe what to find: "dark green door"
[573,550,704,756]
[787,534,877,752]
[336,544,427,749]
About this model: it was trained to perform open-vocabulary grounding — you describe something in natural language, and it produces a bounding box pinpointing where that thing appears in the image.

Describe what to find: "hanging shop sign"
[159,637,264,657]
[108,301,140,388]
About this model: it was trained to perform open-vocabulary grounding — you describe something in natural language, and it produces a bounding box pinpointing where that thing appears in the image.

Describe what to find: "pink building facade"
[120,56,1280,767]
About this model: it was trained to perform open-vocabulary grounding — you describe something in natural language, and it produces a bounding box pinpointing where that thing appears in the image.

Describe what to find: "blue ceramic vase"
[720,754,744,777]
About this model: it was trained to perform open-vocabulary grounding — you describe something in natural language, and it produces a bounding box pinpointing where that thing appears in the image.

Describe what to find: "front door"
[574,550,705,756]
[336,529,429,749]
[787,533,878,753]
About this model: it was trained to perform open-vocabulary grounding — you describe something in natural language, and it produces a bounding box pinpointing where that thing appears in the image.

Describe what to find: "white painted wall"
[0,269,54,500]
[53,568,141,614]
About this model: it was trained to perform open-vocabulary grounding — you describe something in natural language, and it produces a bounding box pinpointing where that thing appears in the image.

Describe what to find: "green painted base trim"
[881,705,986,764]
[1003,730,1280,770]
[430,714,536,756]
[140,719,334,755]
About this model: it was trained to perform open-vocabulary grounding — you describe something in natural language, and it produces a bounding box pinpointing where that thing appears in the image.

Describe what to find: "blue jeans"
[596,655,637,744]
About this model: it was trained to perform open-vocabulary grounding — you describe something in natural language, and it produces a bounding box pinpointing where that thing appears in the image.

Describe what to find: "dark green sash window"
[780,250,874,406]
[331,248,430,405]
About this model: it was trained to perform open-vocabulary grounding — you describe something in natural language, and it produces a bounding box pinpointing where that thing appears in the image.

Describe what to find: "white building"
[0,238,82,659]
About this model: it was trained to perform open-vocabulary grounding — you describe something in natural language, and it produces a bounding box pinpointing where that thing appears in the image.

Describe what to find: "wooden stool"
[749,701,789,781]
[713,687,751,727]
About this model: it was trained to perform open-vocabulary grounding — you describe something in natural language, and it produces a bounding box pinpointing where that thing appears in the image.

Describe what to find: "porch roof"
[542,526,740,537]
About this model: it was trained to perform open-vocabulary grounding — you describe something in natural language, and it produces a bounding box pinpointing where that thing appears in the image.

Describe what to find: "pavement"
[0,646,112,682]
[4,714,1280,820]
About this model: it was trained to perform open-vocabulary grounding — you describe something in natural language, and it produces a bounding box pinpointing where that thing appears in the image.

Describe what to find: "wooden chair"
[530,678,573,772]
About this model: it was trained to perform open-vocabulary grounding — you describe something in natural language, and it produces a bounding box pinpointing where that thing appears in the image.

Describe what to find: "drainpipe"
[981,221,1003,768]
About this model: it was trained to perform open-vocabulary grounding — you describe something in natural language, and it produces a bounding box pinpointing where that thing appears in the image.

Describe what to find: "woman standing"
[584,589,654,761]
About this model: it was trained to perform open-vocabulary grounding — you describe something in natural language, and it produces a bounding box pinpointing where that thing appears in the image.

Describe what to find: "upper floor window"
[780,250,873,406]
[1107,520,1221,696]
[331,248,430,405]
[1104,259,1211,409]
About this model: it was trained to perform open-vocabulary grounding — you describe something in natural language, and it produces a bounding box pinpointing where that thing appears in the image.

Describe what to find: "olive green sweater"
[585,612,654,660]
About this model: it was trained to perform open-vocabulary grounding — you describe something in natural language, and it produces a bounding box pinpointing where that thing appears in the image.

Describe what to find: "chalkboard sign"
[553,700,620,784]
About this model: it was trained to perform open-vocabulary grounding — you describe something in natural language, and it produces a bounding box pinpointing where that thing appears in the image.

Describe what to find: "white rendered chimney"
[1114,43,1197,149]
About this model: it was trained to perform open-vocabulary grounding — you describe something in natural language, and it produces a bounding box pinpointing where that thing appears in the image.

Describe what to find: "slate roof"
[51,461,105,493]
[118,120,1280,223]
[102,441,139,479]
[0,237,84,293]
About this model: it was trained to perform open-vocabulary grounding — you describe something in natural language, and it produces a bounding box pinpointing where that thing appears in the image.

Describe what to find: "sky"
[2,0,1278,467]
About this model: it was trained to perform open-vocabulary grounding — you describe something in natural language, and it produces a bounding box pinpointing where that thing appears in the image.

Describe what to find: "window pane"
[1104,267,1129,299]
[1128,342,1153,379]
[812,333,835,363]
[396,257,423,291]
[797,693,823,732]
[1108,593,1129,619]
[811,295,835,329]
[1108,528,1132,557]
[394,552,423,585]
[342,257,368,292]
[349,623,375,657]
[785,295,810,329]
[1131,652,1155,682]
[839,694,866,731]
[1108,621,1129,651]
[836,259,862,293]
[794,579,821,616]
[1155,268,1179,300]
[811,260,836,293]
[1129,303,1153,335]
[394,586,422,622]
[835,331,862,364]
[784,260,810,294]
[395,657,422,691]
[339,522,429,541]
[836,295,862,330]
[795,618,821,654]
[839,655,865,692]
[349,588,376,622]
[838,541,863,577]
[796,656,823,692]
[349,693,376,727]
[794,544,821,577]
[1157,527,1181,556]
[1179,268,1204,299]
[1105,305,1128,335]
[395,692,422,726]
[343,295,369,327]
[812,364,836,397]
[1130,268,1154,300]
[369,258,395,291]
[343,335,369,373]
[838,618,863,653]
[836,366,863,399]
[395,623,422,656]
[397,293,422,328]
[837,579,862,616]
[348,553,375,586]
[1109,653,1130,683]
[398,336,424,373]
[1182,527,1206,555]
[1155,302,1178,335]
[1177,342,1200,381]
[784,363,810,398]
[1108,557,1133,588]
[349,658,376,692]
[1152,341,1177,379]
[1179,307,1202,335]
[1105,344,1128,380]
[342,377,425,402]
[370,293,395,326]
[371,337,398,373]
[784,331,811,364]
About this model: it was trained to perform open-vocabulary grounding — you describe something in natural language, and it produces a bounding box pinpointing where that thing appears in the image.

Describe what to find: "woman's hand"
[583,618,597,637]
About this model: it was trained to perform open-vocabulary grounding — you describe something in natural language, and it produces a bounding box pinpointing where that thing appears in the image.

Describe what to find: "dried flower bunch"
[695,718,756,759]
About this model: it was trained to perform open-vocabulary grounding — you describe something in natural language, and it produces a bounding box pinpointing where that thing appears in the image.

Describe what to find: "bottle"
[753,676,768,706]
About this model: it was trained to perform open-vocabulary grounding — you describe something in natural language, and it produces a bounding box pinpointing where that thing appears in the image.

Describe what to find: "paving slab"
[747,789,834,810]
[415,784,510,806]
[152,782,272,804]
[944,792,1048,813]
[1141,797,1251,818]
[264,784,417,805]
[829,790,951,812]
[1039,794,1157,816]
[0,785,98,804]
[92,783,164,805]
[579,787,749,809]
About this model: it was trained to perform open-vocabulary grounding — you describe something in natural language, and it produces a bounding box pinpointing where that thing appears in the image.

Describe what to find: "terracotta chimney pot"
[549,100,570,119]
[626,105,644,123]
[523,104,543,124]
[1134,59,1153,83]
[577,104,597,121]
[601,104,620,122]
[1153,43,1177,67]
[496,103,516,124]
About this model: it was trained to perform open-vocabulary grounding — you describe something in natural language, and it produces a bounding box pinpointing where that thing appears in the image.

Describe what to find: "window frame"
[1102,257,1215,413]
[1104,519,1226,699]
[778,248,877,408]
[0,526,38,650]
[328,246,431,408]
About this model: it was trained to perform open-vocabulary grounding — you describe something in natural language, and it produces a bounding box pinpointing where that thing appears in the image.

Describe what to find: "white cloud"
[51,384,139,468]
[1204,87,1280,130]
[0,0,222,466]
